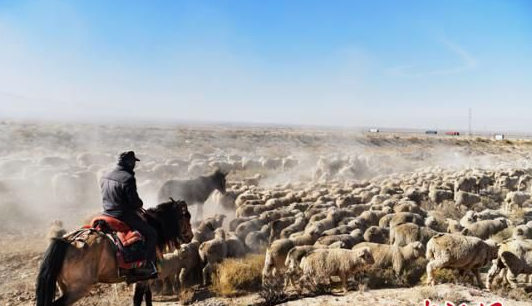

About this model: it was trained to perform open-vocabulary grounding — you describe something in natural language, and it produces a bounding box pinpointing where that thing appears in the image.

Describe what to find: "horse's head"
[212,169,228,194]
[170,198,194,245]
[146,198,193,249]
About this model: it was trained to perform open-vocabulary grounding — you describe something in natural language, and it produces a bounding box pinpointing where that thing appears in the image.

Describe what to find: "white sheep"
[198,228,227,285]
[299,247,374,294]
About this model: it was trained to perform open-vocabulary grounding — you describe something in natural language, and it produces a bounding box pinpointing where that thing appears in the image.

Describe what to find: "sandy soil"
[2,122,532,306]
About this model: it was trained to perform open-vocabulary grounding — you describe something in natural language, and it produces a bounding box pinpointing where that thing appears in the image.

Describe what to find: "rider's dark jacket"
[100,165,143,217]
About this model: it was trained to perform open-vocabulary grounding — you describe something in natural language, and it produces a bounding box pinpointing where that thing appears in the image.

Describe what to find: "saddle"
[80,215,147,270]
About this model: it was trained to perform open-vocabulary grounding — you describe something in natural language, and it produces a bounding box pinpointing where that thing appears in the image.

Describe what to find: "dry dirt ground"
[2,123,532,306]
[2,230,526,306]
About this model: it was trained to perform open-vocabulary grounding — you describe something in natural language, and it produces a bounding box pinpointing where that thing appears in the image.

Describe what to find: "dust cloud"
[1,120,530,234]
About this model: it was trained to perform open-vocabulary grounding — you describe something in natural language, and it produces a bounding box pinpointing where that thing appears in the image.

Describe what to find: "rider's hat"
[118,151,140,163]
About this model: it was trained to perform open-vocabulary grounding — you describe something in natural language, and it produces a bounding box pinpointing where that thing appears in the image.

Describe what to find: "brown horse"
[36,199,193,306]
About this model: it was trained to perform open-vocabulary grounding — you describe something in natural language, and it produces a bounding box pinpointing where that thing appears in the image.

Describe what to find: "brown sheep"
[314,234,363,249]
[299,247,374,294]
[388,212,424,228]
[198,228,227,285]
[352,241,425,275]
[363,226,389,244]
[390,223,438,246]
[425,233,498,287]
[461,218,509,240]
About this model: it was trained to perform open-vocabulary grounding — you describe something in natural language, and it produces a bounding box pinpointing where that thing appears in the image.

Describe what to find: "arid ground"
[1,121,531,306]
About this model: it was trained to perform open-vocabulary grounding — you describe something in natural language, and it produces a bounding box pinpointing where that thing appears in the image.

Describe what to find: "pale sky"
[0,1,531,132]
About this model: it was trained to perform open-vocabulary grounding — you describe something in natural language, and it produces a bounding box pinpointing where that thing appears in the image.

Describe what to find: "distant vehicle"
[425,130,438,135]
[445,131,460,136]
[369,128,380,133]
[494,134,505,140]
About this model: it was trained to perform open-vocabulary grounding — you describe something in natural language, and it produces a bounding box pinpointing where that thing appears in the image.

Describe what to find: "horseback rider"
[100,151,158,279]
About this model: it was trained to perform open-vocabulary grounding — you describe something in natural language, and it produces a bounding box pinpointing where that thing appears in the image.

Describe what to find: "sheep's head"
[464,210,477,223]
[214,214,227,226]
[446,219,463,233]
[484,240,500,260]
[355,247,374,265]
[350,228,363,237]
[425,217,438,230]
[214,228,226,240]
[410,241,426,258]
[175,244,192,260]
[496,217,509,226]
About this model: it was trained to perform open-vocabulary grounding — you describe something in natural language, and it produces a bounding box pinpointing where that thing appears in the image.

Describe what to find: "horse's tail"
[36,238,69,306]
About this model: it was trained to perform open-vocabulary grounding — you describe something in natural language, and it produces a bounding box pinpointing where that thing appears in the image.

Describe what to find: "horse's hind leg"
[53,284,91,306]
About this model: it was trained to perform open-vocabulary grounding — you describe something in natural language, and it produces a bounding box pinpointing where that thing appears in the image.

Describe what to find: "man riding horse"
[100,151,158,279]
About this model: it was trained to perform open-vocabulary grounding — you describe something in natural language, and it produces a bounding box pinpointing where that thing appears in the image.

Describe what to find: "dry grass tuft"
[411,286,469,304]
[211,254,265,297]
[504,287,531,300]
[364,258,426,289]
[412,286,440,302]
[258,277,288,306]
[490,280,531,301]
[419,268,477,287]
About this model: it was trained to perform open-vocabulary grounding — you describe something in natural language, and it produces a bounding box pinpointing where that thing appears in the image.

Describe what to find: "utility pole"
[468,108,472,137]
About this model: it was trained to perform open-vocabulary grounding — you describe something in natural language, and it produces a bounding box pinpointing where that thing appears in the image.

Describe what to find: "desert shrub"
[419,268,477,287]
[211,254,264,296]
[258,277,288,306]
[412,286,440,302]
[492,287,530,301]
[364,258,427,289]
[412,286,469,304]
[503,288,531,300]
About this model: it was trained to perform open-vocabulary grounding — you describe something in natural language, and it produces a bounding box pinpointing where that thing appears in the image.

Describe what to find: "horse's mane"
[144,200,189,250]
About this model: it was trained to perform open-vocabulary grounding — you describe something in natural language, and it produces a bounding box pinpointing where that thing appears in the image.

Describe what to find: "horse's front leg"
[133,283,145,306]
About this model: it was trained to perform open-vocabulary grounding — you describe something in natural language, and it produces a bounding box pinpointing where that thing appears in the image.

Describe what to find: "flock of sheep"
[0,150,304,229]
[3,122,532,301]
[158,163,532,295]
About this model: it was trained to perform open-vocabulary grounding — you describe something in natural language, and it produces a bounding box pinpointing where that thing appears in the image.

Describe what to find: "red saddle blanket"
[85,215,146,269]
